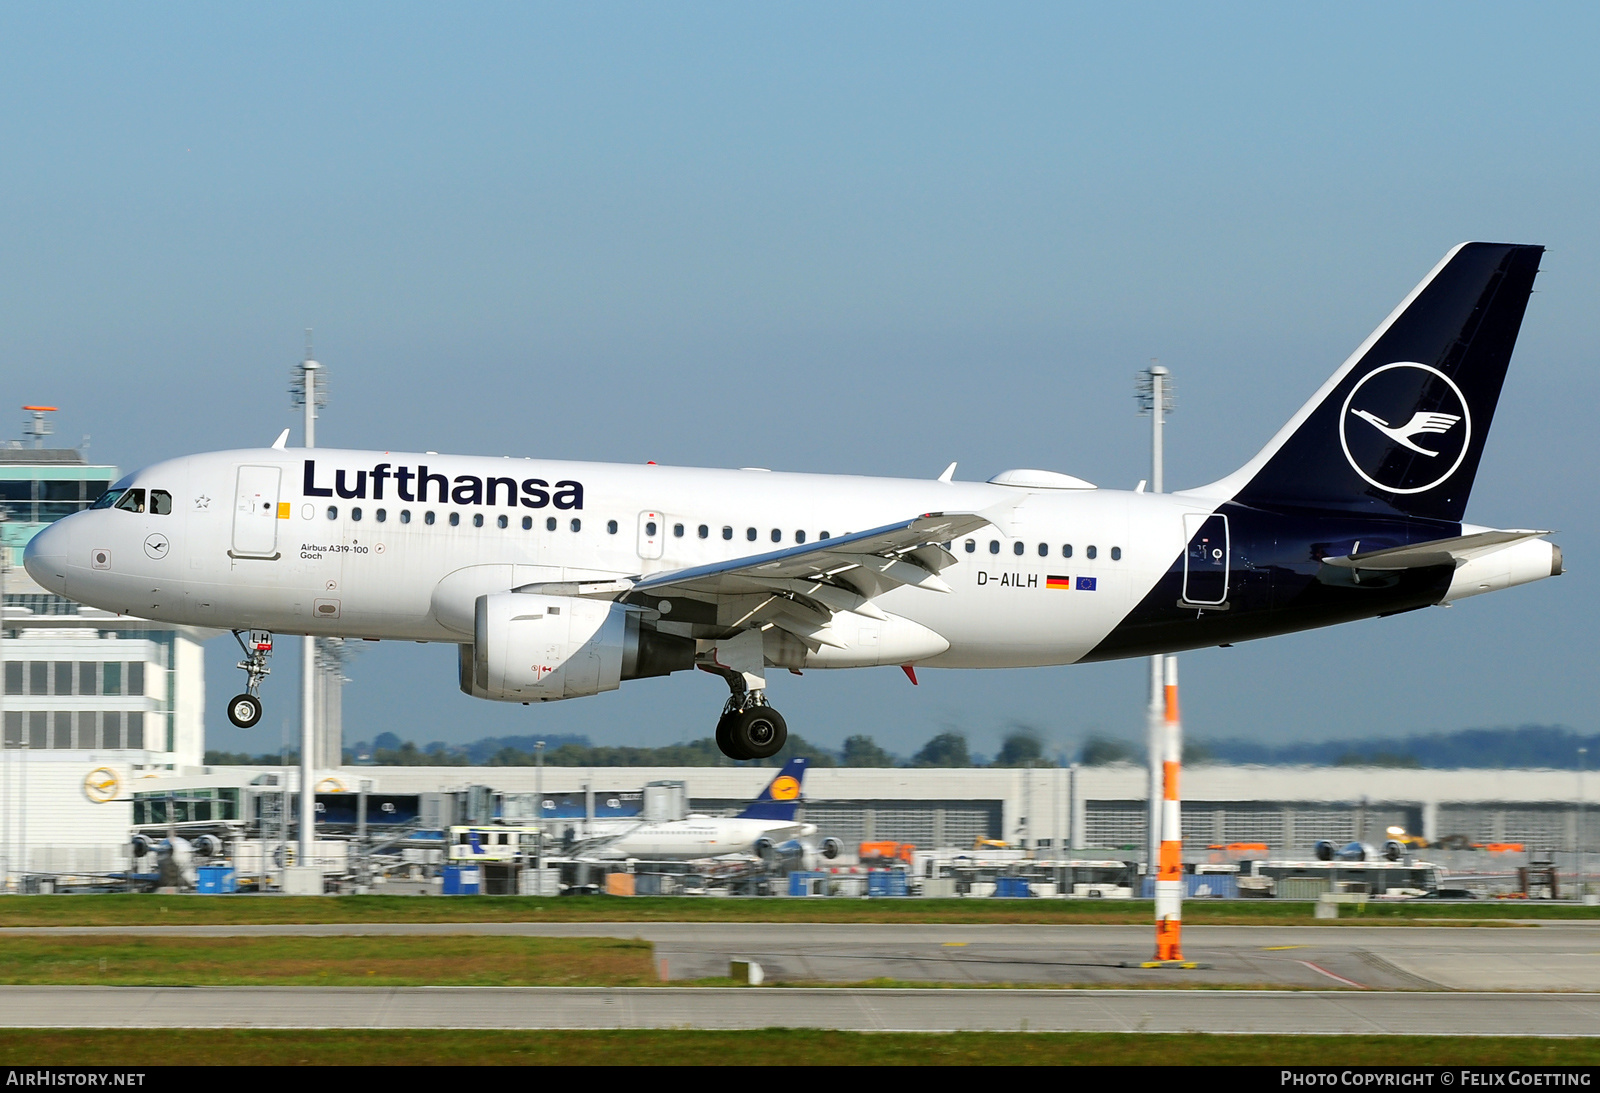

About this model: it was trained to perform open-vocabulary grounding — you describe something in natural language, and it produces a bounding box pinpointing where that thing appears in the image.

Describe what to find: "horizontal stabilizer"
[1320,529,1550,571]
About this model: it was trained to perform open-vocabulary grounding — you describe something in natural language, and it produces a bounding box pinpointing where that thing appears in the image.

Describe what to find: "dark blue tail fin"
[1208,243,1543,523]
[737,758,807,821]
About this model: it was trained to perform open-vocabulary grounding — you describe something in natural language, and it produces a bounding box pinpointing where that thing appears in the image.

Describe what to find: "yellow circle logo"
[316,777,349,793]
[769,775,800,801]
[84,767,121,804]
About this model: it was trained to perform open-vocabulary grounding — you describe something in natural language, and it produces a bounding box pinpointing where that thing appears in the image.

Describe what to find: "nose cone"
[23,518,73,596]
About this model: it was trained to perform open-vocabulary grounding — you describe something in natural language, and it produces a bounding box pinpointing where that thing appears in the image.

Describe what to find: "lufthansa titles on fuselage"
[301,459,583,510]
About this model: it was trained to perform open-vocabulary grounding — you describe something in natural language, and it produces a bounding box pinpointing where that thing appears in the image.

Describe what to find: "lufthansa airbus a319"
[24,243,1562,760]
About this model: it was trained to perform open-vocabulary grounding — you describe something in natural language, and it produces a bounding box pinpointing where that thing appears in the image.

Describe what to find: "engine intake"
[459,592,693,702]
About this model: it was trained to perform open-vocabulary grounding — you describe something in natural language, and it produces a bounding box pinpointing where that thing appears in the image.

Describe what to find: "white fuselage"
[28,448,1203,670]
[585,816,815,860]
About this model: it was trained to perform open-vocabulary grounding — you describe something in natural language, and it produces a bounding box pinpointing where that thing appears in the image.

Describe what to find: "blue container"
[442,865,481,895]
[994,876,1031,898]
[1187,873,1238,898]
[788,871,825,896]
[867,870,908,897]
[195,866,237,894]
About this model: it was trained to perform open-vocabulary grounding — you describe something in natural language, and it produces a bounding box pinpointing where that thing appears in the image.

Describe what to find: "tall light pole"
[1579,746,1588,902]
[535,740,545,893]
[1136,362,1174,873]
[290,333,328,870]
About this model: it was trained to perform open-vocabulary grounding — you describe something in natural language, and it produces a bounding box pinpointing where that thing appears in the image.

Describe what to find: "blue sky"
[3,4,1596,758]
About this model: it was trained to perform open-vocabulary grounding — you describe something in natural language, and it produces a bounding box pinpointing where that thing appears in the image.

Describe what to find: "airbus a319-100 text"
[25,243,1562,760]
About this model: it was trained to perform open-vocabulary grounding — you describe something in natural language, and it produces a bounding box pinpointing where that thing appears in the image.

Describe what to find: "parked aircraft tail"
[1198,242,1544,523]
[737,757,807,821]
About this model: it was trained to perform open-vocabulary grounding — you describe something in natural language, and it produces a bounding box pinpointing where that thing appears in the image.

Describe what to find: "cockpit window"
[112,489,146,514]
[91,490,125,510]
[149,490,172,515]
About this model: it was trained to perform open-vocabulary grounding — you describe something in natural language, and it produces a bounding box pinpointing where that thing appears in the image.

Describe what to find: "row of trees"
[210,729,1057,768]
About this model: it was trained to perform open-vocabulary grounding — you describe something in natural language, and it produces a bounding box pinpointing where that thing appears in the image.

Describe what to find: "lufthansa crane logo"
[768,775,801,801]
[83,767,121,804]
[1339,362,1471,495]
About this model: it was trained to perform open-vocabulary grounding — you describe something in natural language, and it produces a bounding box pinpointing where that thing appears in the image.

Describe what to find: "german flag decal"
[1046,575,1072,590]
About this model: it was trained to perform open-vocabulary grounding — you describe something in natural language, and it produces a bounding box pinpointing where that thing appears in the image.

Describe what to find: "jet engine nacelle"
[193,834,224,858]
[820,837,844,860]
[460,592,693,702]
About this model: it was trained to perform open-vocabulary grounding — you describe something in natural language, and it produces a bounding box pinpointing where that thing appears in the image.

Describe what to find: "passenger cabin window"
[546,517,557,531]
[819,531,830,540]
[400,510,411,524]
[1013,541,1024,556]
[746,528,757,542]
[722,526,733,540]
[965,540,976,553]
[1086,545,1097,559]
[449,513,460,526]
[472,514,483,528]
[113,489,145,513]
[570,518,581,532]
[1062,544,1073,558]
[1111,546,1122,560]
[351,507,363,521]
[1037,543,1047,557]
[770,529,781,543]
[645,521,657,537]
[522,516,532,530]
[607,520,618,534]
[989,540,1000,554]
[425,511,436,525]
[795,530,805,544]
[149,490,172,515]
[497,515,507,529]
[698,525,709,539]
[376,508,387,523]
[326,506,338,520]
[673,523,684,538]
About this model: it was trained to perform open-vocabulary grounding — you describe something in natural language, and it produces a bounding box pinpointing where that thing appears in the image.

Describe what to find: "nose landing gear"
[227,629,272,729]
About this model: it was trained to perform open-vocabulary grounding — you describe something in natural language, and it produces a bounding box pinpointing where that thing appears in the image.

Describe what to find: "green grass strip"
[0,936,660,987]
[0,894,1592,928]
[0,1029,1595,1065]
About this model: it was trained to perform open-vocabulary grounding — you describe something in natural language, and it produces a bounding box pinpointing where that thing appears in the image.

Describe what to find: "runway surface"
[4,921,1596,991]
[0,985,1597,1034]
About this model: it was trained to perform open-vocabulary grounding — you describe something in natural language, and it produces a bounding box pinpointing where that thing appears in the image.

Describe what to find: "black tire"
[227,693,262,729]
[715,711,746,760]
[731,705,787,760]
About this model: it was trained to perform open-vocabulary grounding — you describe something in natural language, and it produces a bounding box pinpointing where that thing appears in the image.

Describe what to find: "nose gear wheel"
[228,629,273,729]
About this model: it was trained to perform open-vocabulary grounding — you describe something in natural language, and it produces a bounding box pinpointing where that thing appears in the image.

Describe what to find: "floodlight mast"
[290,333,327,870]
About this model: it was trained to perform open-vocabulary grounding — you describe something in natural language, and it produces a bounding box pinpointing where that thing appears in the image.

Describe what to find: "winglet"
[271,428,290,450]
[737,757,807,820]
[938,462,957,483]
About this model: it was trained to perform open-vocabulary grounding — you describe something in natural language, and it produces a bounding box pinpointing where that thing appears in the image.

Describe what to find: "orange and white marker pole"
[1153,654,1184,962]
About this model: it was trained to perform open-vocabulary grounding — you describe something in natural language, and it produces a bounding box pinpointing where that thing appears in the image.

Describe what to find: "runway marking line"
[1297,960,1367,989]
[1263,945,1304,951]
[941,942,968,947]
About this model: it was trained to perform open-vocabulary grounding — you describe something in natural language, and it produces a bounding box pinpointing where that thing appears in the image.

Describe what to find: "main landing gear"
[703,630,788,760]
[716,694,788,761]
[227,629,272,729]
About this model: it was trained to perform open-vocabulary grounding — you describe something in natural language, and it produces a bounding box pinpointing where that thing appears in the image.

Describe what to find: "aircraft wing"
[1319,529,1551,571]
[511,511,991,652]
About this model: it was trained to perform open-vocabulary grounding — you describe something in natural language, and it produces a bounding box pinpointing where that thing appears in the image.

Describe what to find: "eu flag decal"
[1076,576,1097,591]
[1046,575,1072,590]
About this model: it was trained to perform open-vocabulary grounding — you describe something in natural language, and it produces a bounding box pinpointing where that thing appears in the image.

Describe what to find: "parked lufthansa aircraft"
[24,243,1561,760]
[575,758,843,865]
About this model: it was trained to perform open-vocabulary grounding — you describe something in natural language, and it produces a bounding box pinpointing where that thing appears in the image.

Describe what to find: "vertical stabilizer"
[1195,243,1543,522]
[737,757,807,821]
